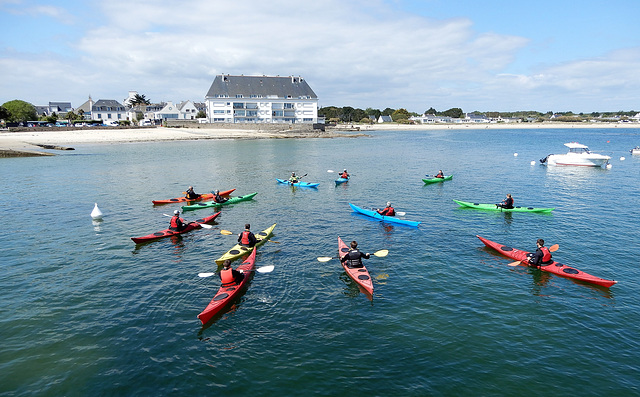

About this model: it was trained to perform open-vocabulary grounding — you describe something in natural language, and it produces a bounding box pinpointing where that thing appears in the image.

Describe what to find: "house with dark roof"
[204,74,318,124]
[75,96,126,122]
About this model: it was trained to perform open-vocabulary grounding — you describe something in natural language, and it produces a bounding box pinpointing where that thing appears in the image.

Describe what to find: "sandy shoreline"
[1,122,638,155]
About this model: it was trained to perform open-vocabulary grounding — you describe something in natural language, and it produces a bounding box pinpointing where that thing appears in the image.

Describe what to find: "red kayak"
[477,235,617,288]
[197,248,257,325]
[338,237,374,295]
[152,189,235,205]
[131,212,220,244]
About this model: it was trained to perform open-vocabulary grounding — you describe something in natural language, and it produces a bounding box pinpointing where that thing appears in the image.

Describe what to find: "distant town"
[2,74,639,128]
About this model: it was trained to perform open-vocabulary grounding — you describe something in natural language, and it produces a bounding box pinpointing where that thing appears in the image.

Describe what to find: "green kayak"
[422,175,453,184]
[453,199,554,213]
[181,192,258,211]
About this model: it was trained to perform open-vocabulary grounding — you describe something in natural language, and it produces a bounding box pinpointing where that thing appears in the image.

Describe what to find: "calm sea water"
[1,127,639,396]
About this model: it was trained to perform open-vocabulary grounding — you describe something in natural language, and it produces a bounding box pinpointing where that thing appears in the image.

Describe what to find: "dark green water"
[1,128,639,396]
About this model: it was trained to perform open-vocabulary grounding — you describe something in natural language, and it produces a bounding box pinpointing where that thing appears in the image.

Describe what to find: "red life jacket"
[220,268,236,286]
[540,246,552,263]
[381,207,395,216]
[170,216,181,229]
[240,231,251,245]
[340,172,349,178]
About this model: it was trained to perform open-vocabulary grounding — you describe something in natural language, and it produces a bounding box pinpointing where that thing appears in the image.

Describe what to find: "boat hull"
[546,154,610,167]
[338,236,373,295]
[276,179,319,188]
[131,212,221,244]
[422,175,453,184]
[335,177,349,185]
[181,192,258,211]
[349,203,421,227]
[197,248,257,325]
[477,235,616,288]
[152,189,235,205]
[453,200,554,213]
[215,224,276,265]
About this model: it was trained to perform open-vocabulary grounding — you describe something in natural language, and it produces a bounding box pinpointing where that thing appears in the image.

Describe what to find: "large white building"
[204,75,319,124]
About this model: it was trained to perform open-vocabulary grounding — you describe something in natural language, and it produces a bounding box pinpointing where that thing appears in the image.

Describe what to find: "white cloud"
[2,0,640,112]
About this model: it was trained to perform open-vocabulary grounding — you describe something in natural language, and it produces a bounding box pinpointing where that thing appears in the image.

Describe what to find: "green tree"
[365,107,381,119]
[442,107,464,118]
[2,99,37,122]
[129,94,151,106]
[0,105,9,121]
[196,110,207,118]
[382,107,395,116]
[424,107,437,115]
[391,108,411,121]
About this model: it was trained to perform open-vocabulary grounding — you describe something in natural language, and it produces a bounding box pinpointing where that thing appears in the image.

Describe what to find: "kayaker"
[496,193,514,209]
[340,169,349,179]
[435,170,444,178]
[219,259,244,286]
[341,241,371,269]
[377,202,396,216]
[289,172,300,184]
[213,189,229,203]
[238,224,257,247]
[185,186,201,200]
[169,209,188,231]
[528,239,553,268]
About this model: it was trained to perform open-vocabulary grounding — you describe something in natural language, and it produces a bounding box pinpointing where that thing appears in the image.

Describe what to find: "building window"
[108,114,112,119]
[213,110,225,114]
[236,94,243,98]
[284,103,294,109]
[272,110,283,117]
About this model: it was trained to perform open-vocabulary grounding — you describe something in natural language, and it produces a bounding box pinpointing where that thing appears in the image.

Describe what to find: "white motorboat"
[630,146,640,155]
[540,142,611,167]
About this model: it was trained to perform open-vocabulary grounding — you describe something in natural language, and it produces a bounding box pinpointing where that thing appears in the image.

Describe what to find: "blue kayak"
[348,203,421,227]
[276,178,319,188]
[335,177,349,185]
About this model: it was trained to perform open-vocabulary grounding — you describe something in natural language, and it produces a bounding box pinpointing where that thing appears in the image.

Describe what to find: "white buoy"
[530,161,536,165]
[513,153,518,157]
[91,203,103,219]
[620,156,625,161]
[606,163,613,169]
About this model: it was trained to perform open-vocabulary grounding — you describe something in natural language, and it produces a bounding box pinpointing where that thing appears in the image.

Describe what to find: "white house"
[155,101,180,120]
[204,74,319,124]
[76,97,126,122]
[378,115,392,123]
[177,100,198,119]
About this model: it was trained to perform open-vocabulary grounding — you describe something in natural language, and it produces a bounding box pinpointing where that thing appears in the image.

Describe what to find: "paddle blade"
[198,272,216,278]
[220,230,233,235]
[199,223,213,229]
[373,249,389,257]
[317,256,334,262]
[508,260,521,267]
[549,244,559,252]
[327,170,335,173]
[257,265,274,273]
[396,212,406,216]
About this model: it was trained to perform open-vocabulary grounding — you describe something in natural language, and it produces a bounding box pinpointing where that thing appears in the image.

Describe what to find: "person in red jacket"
[237,224,257,247]
[169,209,188,231]
[219,259,244,286]
[528,239,553,268]
[435,170,444,178]
[340,169,350,179]
[377,202,395,216]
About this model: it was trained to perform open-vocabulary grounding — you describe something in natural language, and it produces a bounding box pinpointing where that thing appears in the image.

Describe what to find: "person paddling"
[289,172,300,184]
[213,189,229,203]
[496,193,514,209]
[340,169,350,179]
[169,209,188,232]
[341,241,371,269]
[185,186,201,200]
[377,202,396,216]
[435,170,444,178]
[528,239,553,269]
[238,223,257,247]
[219,259,244,286]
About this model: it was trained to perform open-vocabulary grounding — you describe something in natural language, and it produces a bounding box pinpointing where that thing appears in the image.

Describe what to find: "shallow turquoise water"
[1,128,639,396]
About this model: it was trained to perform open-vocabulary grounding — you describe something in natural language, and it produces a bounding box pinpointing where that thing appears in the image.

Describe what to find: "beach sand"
[1,122,637,156]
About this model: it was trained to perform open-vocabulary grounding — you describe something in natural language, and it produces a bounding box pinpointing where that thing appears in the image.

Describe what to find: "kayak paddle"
[163,213,213,228]
[508,244,559,266]
[317,249,389,262]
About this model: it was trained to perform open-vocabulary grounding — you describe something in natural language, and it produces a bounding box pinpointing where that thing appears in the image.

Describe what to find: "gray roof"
[92,99,125,111]
[205,75,317,99]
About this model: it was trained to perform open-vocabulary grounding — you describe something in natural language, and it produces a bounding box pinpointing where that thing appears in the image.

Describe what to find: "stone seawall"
[164,120,323,132]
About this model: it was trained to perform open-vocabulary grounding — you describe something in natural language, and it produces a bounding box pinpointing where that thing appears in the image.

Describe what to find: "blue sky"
[1,0,640,113]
